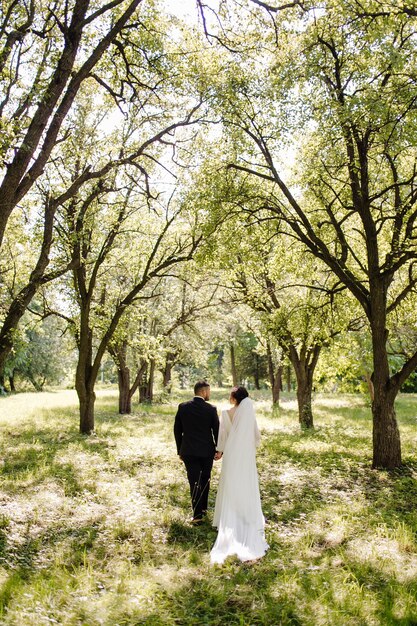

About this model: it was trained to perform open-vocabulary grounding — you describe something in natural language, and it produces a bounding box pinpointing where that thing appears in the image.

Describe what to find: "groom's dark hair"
[194,380,210,395]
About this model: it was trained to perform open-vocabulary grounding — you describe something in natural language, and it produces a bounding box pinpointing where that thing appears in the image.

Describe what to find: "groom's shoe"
[190,516,203,526]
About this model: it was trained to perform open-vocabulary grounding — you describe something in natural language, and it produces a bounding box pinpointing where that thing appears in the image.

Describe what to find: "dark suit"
[174,396,219,520]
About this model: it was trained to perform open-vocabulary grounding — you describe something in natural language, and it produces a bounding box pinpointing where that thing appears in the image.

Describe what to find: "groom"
[174,380,220,524]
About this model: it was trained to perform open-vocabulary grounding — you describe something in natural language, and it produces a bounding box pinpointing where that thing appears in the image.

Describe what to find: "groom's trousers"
[182,455,214,520]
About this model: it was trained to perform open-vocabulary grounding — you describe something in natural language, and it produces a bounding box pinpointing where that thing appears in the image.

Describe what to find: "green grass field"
[1,388,417,625]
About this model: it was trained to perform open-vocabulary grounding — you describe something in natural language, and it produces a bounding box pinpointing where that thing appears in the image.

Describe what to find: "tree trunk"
[139,360,149,403]
[78,384,96,435]
[127,359,146,402]
[230,343,238,386]
[215,347,224,387]
[162,362,172,388]
[371,390,401,469]
[109,340,132,414]
[296,373,314,429]
[288,344,320,429]
[29,376,43,392]
[286,364,291,392]
[147,358,155,402]
[370,306,401,468]
[254,353,261,389]
[267,341,281,404]
[138,359,155,403]
[162,352,176,392]
[9,372,15,392]
[272,366,282,404]
[76,323,96,434]
[118,364,131,414]
[76,352,96,434]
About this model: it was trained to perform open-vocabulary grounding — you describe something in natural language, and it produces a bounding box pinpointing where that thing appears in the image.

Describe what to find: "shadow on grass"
[167,520,217,550]
[357,465,417,530]
[0,520,102,613]
[0,424,114,495]
[137,565,302,626]
[338,559,417,625]
[261,412,417,539]
[0,391,156,495]
[263,427,372,473]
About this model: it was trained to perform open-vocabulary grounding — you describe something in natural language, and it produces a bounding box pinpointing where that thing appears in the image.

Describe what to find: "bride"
[210,386,268,564]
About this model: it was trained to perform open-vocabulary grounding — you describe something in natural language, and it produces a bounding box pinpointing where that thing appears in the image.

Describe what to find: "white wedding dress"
[210,397,268,564]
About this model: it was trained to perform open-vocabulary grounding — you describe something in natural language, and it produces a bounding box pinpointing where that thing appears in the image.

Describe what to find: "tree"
[315,326,374,396]
[265,338,283,405]
[107,264,222,411]
[18,319,70,392]
[4,5,211,430]
[109,307,164,412]
[152,272,221,389]
[0,0,155,374]
[0,0,143,245]
[195,160,347,424]
[2,309,73,391]
[201,0,417,467]
[48,95,205,431]
[230,227,346,426]
[60,180,201,432]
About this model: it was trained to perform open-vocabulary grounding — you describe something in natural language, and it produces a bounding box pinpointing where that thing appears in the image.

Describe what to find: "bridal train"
[210,395,268,564]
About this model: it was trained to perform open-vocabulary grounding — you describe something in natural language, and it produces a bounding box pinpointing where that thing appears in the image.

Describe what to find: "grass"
[0,388,417,625]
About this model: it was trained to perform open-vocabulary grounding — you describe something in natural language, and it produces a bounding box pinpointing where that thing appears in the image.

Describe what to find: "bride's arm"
[254,419,261,447]
[216,412,230,452]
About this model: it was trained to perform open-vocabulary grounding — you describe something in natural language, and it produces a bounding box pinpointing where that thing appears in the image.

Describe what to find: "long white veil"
[211,397,268,563]
[219,397,261,523]
[226,396,260,453]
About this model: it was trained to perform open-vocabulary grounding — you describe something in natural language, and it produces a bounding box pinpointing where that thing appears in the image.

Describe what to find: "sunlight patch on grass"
[315,395,367,409]
[0,390,79,423]
[275,397,298,412]
[326,571,381,626]
[347,534,417,584]
[387,521,417,553]
[141,562,199,595]
[298,501,367,555]
[112,428,175,461]
[102,487,153,533]
[291,439,340,454]
[55,445,107,483]
[278,463,321,486]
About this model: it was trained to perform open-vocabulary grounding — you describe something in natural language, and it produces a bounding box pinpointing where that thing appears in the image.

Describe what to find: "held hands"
[214,451,223,461]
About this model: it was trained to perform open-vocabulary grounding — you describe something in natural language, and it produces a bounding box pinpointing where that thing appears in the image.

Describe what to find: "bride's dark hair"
[231,386,249,405]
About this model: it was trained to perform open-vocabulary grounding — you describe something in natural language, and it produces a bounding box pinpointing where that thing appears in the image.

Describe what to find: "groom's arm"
[212,407,219,440]
[211,406,220,449]
[214,409,224,459]
[173,405,183,456]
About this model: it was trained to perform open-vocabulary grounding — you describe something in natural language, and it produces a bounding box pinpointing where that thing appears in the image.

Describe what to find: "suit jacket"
[174,397,219,457]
